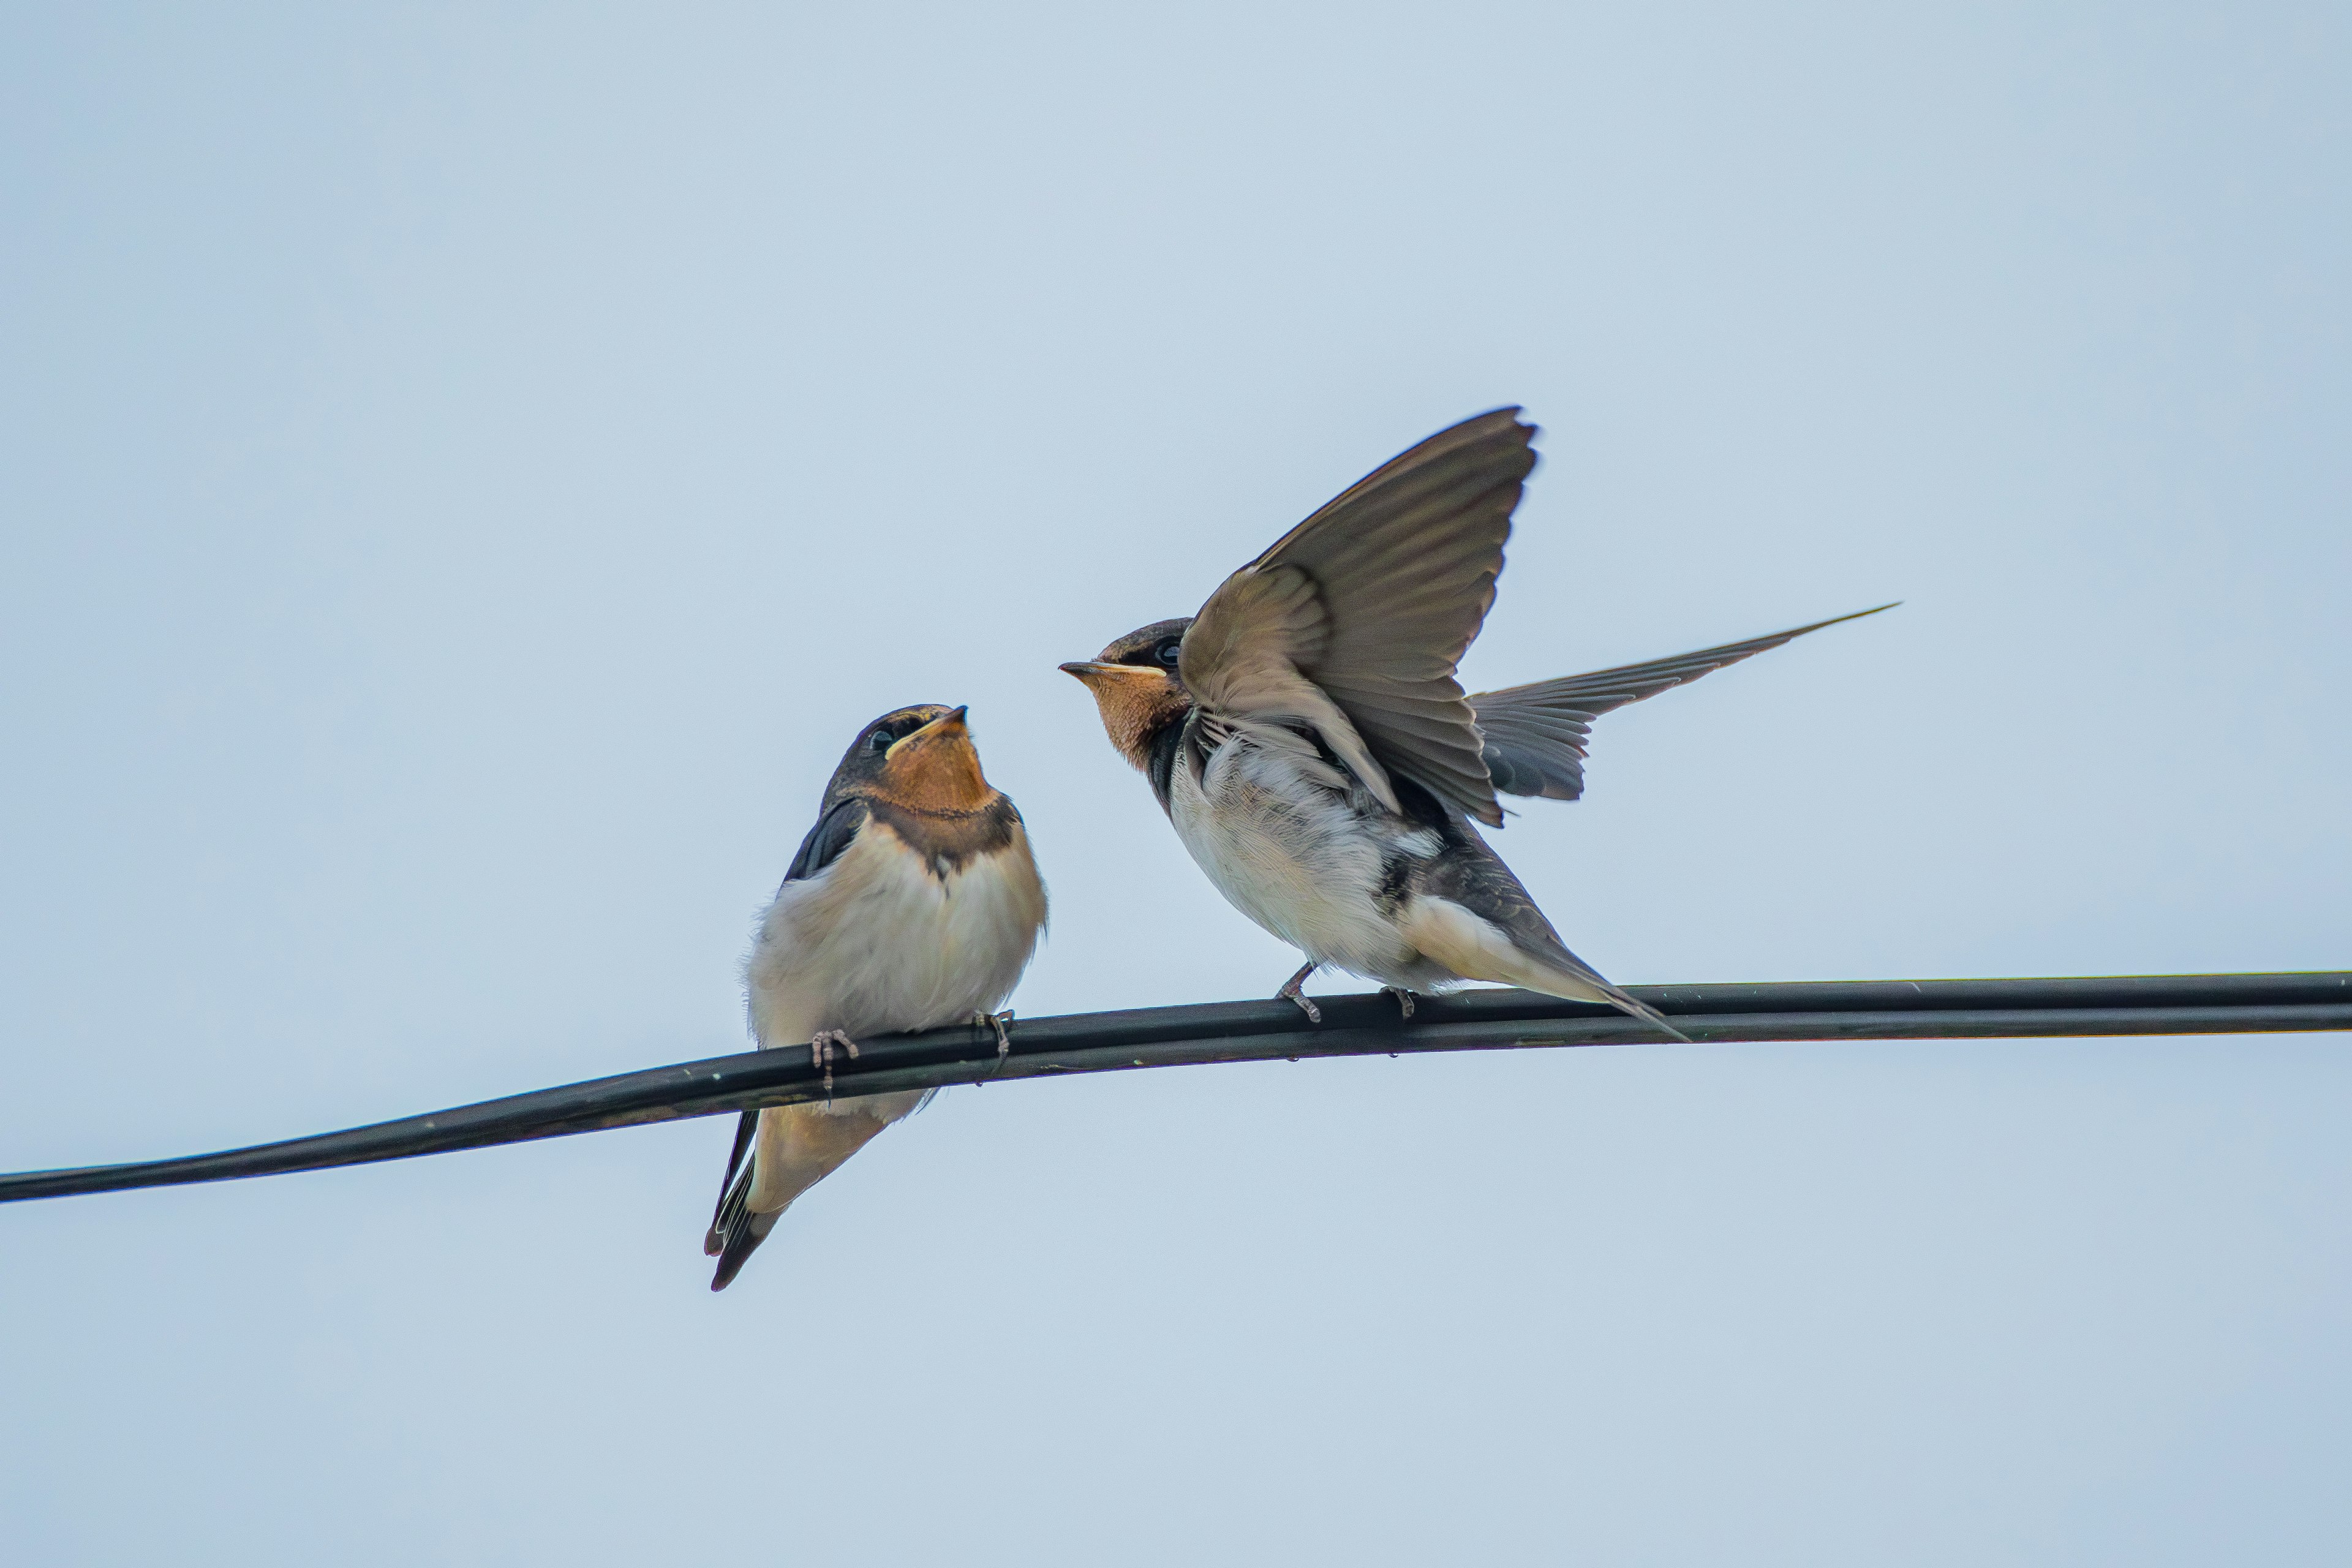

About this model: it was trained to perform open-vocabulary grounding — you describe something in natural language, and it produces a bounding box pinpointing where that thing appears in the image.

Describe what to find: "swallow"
[704,704,1047,1291]
[1061,408,1888,1033]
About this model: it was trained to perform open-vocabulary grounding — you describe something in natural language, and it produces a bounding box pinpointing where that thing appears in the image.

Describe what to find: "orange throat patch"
[1069,665,1190,771]
[874,727,993,815]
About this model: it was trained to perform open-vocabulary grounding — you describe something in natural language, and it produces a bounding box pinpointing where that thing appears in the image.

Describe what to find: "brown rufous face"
[1058,618,1196,771]
[875,707,991,813]
[829,704,993,815]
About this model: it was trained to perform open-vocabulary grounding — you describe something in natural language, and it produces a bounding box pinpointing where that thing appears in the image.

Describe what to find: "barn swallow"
[1061,408,1888,1032]
[705,704,1047,1290]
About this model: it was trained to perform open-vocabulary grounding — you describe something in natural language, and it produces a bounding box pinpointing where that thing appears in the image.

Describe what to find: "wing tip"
[709,1208,778,1291]
[1591,985,1691,1044]
[1829,600,1901,625]
[1510,941,1692,1043]
[1630,1000,1694,1044]
[706,1140,780,1291]
[1425,405,1539,462]
[1472,404,1532,434]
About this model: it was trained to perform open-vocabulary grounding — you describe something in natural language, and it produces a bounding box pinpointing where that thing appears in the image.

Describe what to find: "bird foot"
[1382,987,1416,1020]
[810,1029,859,1098]
[973,1009,1014,1074]
[1275,962,1322,1025]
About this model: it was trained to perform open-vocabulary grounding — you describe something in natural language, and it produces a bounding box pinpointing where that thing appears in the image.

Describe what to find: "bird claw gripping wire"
[973,1010,1014,1076]
[1276,962,1322,1025]
[810,1030,858,1101]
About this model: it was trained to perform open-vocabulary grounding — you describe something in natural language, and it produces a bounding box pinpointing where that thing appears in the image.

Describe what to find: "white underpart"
[740,818,1046,1213]
[1169,726,1444,986]
[1397,896,1618,1008]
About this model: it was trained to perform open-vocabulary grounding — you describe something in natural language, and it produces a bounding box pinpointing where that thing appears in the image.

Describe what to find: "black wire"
[2,971,2344,1205]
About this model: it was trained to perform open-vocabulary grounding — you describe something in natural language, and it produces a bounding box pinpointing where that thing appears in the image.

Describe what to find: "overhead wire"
[2,971,2344,1205]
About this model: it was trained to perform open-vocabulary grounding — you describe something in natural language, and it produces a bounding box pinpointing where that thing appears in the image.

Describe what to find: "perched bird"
[706,704,1047,1291]
[1060,408,1887,1031]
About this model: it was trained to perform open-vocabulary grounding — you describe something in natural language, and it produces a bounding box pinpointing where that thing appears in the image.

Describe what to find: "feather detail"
[1398,897,1686,1041]
[1472,604,1897,802]
[1179,409,1536,826]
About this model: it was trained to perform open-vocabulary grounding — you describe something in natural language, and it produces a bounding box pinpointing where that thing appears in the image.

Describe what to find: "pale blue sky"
[2,4,2347,1563]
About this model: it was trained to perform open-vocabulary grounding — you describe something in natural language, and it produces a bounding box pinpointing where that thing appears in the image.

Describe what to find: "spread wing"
[1471,604,1896,802]
[1181,408,1536,826]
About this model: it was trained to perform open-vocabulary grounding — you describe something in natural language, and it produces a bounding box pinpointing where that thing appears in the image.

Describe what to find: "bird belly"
[745,822,1047,1076]
[1168,739,1436,984]
[732,820,1045,1223]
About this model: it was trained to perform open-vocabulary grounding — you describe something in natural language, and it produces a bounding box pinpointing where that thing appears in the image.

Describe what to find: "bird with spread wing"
[1061,408,1888,1032]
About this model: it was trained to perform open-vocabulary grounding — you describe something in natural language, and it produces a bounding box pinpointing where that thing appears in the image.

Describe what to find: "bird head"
[1058,618,1196,771]
[836,704,993,814]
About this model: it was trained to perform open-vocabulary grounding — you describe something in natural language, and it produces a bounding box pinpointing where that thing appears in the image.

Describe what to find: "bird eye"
[870,728,894,753]
[1155,638,1183,668]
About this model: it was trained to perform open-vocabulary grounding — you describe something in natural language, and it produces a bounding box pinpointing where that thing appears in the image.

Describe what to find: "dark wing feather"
[784,797,870,883]
[704,1110,760,1256]
[1183,409,1536,827]
[1417,826,1689,1041]
[1471,604,1896,802]
[708,1155,781,1291]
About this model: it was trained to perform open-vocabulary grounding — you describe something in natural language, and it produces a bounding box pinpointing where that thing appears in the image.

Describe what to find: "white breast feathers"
[1167,728,1438,981]
[745,820,1047,1051]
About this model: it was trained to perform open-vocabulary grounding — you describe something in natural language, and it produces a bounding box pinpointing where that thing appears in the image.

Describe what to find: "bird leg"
[1276,962,1322,1025]
[810,1029,859,1100]
[973,1009,1014,1075]
[1381,987,1416,1020]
